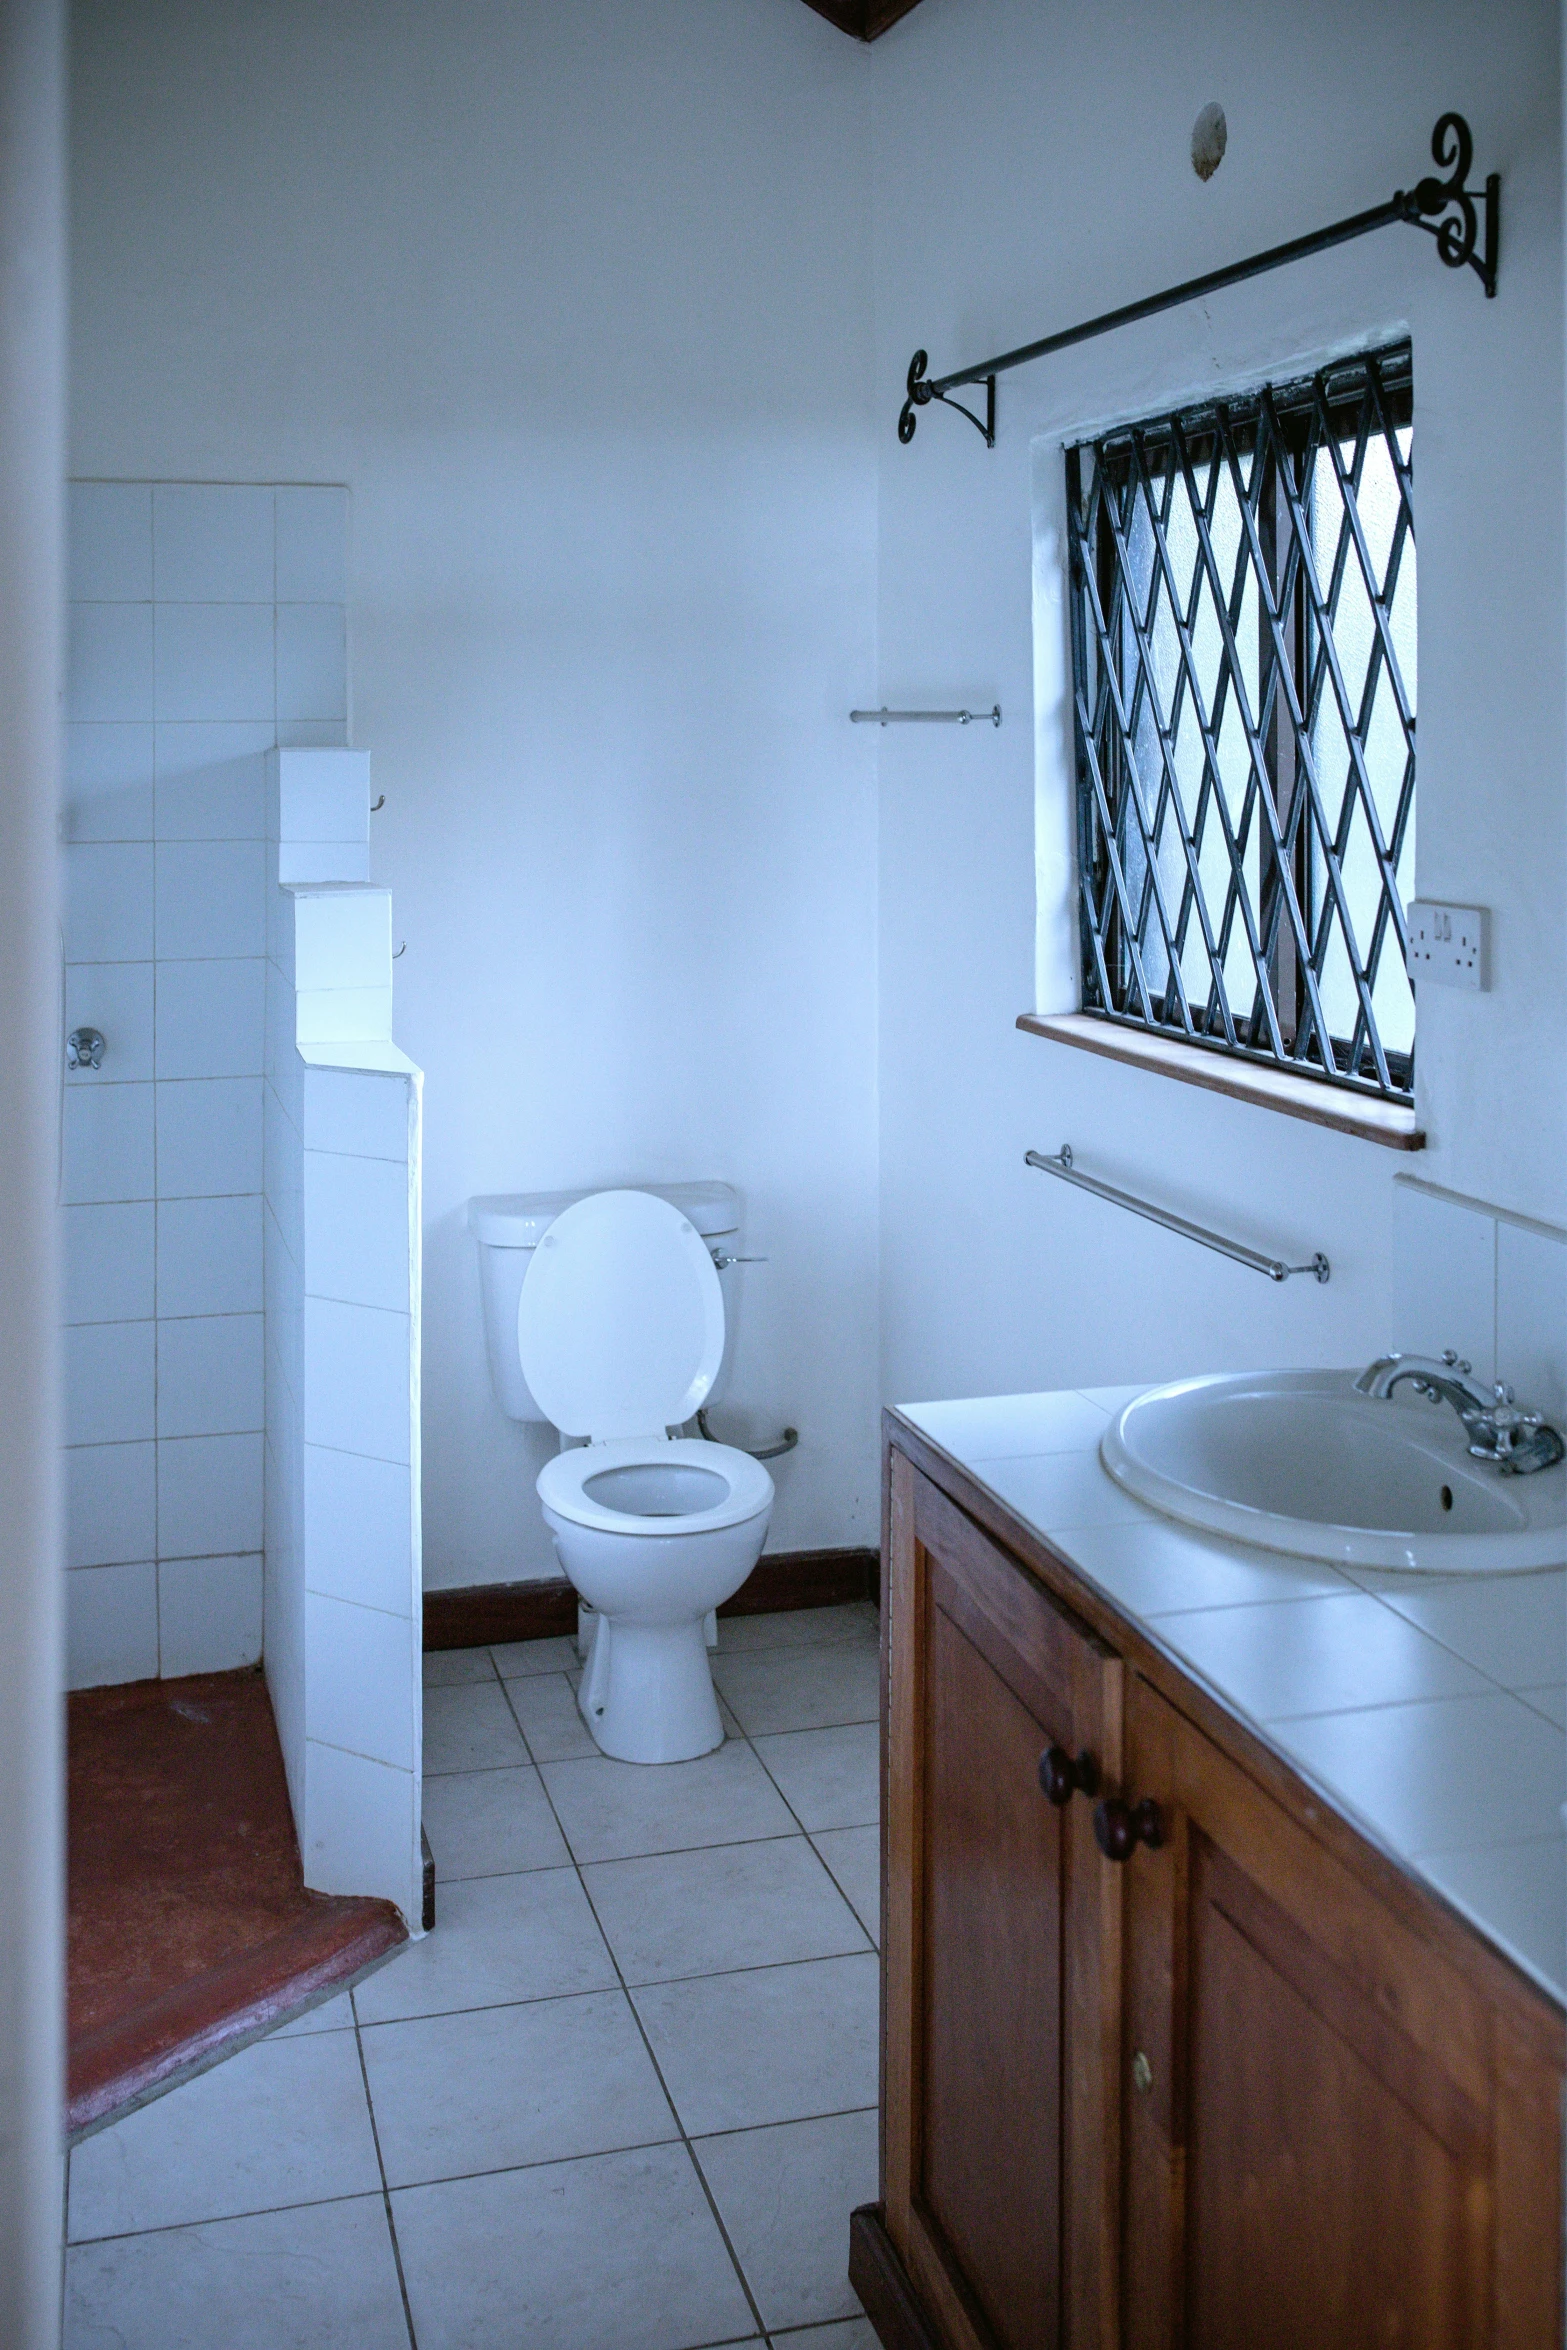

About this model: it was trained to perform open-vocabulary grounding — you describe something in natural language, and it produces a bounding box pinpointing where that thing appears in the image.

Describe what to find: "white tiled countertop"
[897,1385,1567,2008]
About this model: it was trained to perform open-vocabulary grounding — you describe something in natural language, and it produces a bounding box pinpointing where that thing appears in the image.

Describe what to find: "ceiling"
[801,0,927,39]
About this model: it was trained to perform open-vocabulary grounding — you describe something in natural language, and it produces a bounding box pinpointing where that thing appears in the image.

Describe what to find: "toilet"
[471,1185,773,1763]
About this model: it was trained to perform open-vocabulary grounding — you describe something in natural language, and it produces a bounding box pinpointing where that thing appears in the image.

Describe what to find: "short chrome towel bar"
[1025,1146,1330,1285]
[850,705,1001,727]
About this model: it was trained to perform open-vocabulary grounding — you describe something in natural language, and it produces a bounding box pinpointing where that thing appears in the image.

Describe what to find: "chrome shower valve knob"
[66,1027,105,1071]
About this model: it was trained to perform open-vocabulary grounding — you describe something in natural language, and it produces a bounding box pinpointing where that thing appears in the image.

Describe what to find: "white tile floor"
[64,1602,883,2350]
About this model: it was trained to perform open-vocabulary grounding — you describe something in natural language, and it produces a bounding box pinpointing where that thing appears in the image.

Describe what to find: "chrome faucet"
[1354,1350,1566,1475]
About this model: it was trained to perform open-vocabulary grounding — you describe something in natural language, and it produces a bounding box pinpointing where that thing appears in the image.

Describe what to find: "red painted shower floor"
[68,1666,405,2139]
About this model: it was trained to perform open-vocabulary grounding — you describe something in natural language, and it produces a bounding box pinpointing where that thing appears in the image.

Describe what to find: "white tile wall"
[65,1441,157,1570]
[64,722,155,841]
[62,1204,156,1327]
[157,1194,264,1318]
[155,958,266,1081]
[68,1561,159,1690]
[1495,1222,1567,1422]
[304,1151,410,1311]
[64,506,424,1914]
[155,605,275,723]
[64,1321,156,1447]
[65,962,155,1084]
[304,1590,416,1768]
[265,787,424,1917]
[64,479,347,1688]
[303,1443,414,1616]
[275,488,348,603]
[277,605,348,725]
[64,843,155,962]
[69,483,152,601]
[153,485,275,602]
[155,722,272,840]
[156,1314,265,1438]
[154,841,268,960]
[67,603,154,723]
[271,747,371,883]
[158,1432,264,1560]
[303,1299,412,1465]
[62,1083,156,1203]
[303,1065,412,1161]
[293,888,390,992]
[1392,1178,1567,1417]
[295,984,395,1044]
[158,1553,264,1676]
[156,1077,263,1198]
[301,1741,419,1905]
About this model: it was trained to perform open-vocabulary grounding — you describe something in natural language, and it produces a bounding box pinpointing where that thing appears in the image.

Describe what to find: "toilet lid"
[517,1189,726,1441]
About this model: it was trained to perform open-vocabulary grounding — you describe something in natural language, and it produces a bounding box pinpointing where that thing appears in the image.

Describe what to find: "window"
[1066,343,1416,1100]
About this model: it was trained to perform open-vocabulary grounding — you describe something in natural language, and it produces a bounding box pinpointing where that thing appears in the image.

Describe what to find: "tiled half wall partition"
[263,748,426,1922]
[62,482,348,1688]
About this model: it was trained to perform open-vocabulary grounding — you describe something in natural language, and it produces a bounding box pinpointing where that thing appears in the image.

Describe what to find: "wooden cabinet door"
[1121,1674,1564,2350]
[884,1455,1123,2350]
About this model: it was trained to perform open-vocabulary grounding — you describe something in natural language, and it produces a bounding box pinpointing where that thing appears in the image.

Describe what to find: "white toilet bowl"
[539,1437,772,1762]
[514,1190,774,1764]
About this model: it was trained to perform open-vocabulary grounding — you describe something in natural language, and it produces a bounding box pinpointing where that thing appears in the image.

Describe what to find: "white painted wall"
[0,0,64,2336]
[68,0,881,1590]
[871,0,1565,1413]
[68,0,1565,1604]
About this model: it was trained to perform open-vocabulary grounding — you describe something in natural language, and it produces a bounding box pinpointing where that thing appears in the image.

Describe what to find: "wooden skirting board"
[424,1546,880,1651]
[848,2207,944,2350]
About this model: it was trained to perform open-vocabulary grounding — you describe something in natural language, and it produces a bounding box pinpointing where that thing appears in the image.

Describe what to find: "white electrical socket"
[1405,899,1488,991]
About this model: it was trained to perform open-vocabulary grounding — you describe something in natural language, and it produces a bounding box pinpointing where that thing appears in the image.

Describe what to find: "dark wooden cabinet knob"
[1038,1745,1100,1807]
[1093,1795,1165,1861]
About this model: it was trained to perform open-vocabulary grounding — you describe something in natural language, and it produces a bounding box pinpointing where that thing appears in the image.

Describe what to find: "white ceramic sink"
[1102,1370,1567,1573]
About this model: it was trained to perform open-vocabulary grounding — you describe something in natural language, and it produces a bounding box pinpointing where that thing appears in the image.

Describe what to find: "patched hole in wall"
[1191,101,1227,181]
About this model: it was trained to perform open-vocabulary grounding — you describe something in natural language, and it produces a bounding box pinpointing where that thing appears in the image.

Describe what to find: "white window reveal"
[1066,342,1416,1102]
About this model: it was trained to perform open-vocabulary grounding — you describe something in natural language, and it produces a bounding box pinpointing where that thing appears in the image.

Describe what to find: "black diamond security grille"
[1067,343,1416,1099]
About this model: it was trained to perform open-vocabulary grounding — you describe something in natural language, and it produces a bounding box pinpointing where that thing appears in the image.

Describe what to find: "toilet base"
[577,1613,725,1764]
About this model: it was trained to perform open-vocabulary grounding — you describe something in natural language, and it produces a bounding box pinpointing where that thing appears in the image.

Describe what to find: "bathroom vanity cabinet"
[853,1423,1566,2350]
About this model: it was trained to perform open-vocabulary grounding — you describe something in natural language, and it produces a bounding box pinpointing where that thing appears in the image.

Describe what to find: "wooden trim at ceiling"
[1017,1011,1426,1151]
[801,0,927,41]
[424,1545,880,1651]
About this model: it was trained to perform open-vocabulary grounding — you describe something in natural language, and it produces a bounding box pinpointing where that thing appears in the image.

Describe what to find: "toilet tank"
[470,1182,742,1424]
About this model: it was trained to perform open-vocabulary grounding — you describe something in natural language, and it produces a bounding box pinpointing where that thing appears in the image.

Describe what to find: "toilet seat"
[517,1189,725,1441]
[539,1436,772,1538]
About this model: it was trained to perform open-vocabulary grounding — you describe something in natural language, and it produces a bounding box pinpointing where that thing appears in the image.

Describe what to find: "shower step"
[68,1666,406,2142]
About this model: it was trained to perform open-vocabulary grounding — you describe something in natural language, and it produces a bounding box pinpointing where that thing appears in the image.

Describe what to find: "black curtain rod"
[899,113,1499,449]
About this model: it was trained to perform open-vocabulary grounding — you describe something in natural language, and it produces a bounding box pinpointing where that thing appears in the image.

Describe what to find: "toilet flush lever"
[710,1250,767,1270]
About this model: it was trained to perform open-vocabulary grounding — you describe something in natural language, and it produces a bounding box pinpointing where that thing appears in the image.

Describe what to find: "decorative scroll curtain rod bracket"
[1026,1145,1330,1285]
[900,112,1498,448]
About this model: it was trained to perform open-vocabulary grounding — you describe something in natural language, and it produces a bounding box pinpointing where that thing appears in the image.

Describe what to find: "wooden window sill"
[1016,1012,1425,1152]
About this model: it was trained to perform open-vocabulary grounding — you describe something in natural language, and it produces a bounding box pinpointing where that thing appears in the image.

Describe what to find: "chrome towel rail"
[1025,1145,1330,1285]
[850,705,1001,727]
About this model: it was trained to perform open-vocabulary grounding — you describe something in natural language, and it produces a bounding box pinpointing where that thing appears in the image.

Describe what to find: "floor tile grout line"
[493,1666,775,2347]
[350,1993,421,2350]
[716,1713,882,1952]
[357,1938,881,2034]
[66,2180,409,2253]
[64,2102,878,2255]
